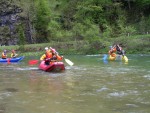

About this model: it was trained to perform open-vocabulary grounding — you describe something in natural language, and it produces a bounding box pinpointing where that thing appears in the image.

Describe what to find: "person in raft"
[1,49,7,59]
[11,50,18,58]
[40,47,63,65]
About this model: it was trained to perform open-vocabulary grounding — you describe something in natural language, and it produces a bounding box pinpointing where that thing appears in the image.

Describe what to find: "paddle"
[28,59,39,65]
[7,58,11,64]
[122,55,128,63]
[120,50,128,63]
[102,54,108,64]
[64,58,74,66]
[52,48,74,66]
[102,54,108,61]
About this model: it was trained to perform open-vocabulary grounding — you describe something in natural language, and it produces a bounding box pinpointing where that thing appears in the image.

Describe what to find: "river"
[0,54,150,113]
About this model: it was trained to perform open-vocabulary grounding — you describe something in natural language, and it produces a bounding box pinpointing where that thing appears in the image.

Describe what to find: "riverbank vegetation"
[0,0,150,54]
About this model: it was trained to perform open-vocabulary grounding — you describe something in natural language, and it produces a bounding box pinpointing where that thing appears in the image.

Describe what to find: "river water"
[0,54,149,113]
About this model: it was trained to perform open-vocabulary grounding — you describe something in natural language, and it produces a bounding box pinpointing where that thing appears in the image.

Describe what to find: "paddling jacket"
[108,48,116,55]
[40,51,63,61]
[11,53,17,58]
[1,52,7,59]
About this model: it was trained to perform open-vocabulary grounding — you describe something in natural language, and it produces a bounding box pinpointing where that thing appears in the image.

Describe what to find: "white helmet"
[45,47,48,50]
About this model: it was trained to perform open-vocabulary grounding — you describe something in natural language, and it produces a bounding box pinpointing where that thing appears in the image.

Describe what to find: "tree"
[34,0,51,43]
[18,24,26,51]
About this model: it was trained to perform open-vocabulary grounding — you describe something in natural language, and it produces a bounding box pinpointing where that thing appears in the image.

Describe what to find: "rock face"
[0,0,31,46]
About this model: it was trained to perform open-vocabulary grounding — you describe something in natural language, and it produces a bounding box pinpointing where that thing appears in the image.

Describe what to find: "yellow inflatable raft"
[122,55,128,63]
[109,54,128,63]
[109,53,116,61]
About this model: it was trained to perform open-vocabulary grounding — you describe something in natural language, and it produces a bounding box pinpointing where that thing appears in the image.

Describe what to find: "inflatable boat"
[0,56,24,63]
[109,55,128,63]
[39,61,65,72]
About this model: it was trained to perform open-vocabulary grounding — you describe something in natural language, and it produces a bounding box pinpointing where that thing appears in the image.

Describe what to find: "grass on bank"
[0,35,150,56]
[0,41,91,56]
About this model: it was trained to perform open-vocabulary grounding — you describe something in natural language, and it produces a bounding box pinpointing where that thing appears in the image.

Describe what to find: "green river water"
[0,54,150,113]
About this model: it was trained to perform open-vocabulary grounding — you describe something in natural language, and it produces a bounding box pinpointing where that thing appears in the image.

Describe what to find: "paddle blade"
[7,58,11,64]
[65,59,74,66]
[28,60,39,65]
[102,54,108,61]
[122,56,128,63]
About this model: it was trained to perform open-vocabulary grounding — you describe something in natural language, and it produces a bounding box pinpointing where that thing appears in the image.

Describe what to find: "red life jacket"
[46,51,52,58]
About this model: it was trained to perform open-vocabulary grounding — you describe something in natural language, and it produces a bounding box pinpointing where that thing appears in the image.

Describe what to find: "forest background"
[0,0,150,55]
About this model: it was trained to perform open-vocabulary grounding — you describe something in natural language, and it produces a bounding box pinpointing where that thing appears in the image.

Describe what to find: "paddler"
[1,49,7,59]
[40,47,63,65]
[40,47,50,65]
[11,49,18,58]
[115,44,128,62]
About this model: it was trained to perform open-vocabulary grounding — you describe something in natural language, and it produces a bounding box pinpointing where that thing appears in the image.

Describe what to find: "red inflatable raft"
[39,61,65,72]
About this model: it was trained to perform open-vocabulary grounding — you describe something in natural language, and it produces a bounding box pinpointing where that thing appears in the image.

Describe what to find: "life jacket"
[48,53,63,62]
[108,48,116,55]
[11,53,16,58]
[46,51,52,58]
[40,54,46,61]
[2,52,7,59]
[110,53,116,57]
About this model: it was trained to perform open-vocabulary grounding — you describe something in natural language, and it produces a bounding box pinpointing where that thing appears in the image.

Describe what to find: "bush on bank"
[0,35,149,56]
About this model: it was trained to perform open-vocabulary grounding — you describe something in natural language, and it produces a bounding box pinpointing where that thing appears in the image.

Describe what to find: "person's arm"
[40,54,46,61]
[56,54,63,60]
[14,53,18,57]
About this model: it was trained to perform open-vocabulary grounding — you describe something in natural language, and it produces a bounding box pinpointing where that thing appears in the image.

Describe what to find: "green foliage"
[72,19,99,40]
[18,24,25,45]
[34,0,51,43]
[47,18,73,41]
[0,0,150,54]
[75,0,104,24]
[136,0,150,7]
[137,16,150,33]
[18,24,26,51]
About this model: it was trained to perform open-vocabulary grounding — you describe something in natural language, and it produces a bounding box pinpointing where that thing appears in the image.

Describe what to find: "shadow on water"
[4,88,18,92]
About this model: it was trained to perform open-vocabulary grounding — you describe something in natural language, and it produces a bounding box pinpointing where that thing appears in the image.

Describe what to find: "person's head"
[12,50,15,53]
[45,47,48,50]
[109,46,112,49]
[3,50,7,53]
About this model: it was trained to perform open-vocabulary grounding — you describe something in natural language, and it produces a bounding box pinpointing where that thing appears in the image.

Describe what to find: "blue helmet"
[109,46,112,49]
